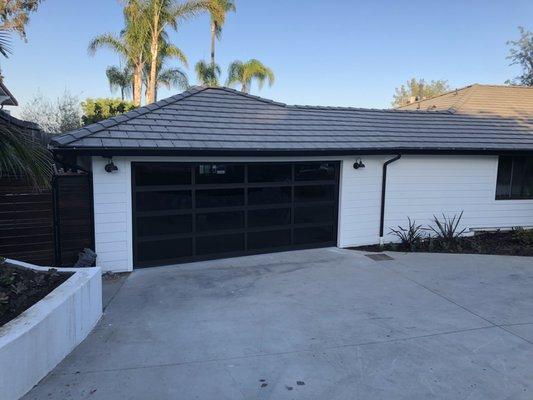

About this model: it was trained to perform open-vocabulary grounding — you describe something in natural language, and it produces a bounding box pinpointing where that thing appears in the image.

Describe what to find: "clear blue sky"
[2,0,532,114]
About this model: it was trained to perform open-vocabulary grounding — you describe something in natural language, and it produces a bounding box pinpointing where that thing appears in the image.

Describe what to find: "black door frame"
[132,161,341,268]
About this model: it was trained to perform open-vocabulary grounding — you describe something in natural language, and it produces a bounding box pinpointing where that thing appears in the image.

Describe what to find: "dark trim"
[379,155,402,238]
[51,147,533,158]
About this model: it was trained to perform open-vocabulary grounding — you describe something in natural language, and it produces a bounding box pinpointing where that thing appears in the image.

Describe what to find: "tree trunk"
[133,63,143,106]
[210,21,216,75]
[121,87,124,101]
[146,14,160,104]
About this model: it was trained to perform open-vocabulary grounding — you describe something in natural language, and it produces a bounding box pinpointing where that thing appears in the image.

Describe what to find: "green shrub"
[428,211,466,251]
[81,98,136,125]
[388,218,425,251]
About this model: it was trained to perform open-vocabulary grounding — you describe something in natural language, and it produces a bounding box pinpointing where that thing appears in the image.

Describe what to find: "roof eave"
[50,146,533,157]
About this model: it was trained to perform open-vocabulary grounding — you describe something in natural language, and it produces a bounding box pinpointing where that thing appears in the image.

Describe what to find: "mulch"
[0,263,72,327]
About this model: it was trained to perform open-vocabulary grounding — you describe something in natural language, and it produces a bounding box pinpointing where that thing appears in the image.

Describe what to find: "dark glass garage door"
[132,162,339,267]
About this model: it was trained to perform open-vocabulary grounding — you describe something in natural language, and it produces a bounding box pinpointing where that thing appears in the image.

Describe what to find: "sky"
[2,0,532,116]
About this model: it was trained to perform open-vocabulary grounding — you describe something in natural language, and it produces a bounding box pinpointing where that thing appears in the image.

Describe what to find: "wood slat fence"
[0,174,94,266]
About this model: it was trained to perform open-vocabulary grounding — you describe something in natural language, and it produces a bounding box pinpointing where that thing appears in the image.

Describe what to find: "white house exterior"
[51,87,533,272]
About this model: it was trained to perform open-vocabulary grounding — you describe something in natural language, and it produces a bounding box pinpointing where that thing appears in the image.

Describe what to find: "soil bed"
[351,230,533,256]
[0,263,72,327]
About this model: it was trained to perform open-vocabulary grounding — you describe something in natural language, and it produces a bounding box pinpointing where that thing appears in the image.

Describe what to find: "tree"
[89,0,149,106]
[144,37,189,101]
[226,59,274,93]
[0,122,51,188]
[208,0,235,68]
[81,98,136,125]
[392,78,450,107]
[0,0,42,39]
[106,65,133,100]
[143,0,214,104]
[21,91,82,134]
[195,59,220,86]
[506,26,533,86]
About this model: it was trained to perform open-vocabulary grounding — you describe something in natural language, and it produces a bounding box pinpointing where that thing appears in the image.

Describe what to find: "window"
[196,164,244,184]
[496,156,533,200]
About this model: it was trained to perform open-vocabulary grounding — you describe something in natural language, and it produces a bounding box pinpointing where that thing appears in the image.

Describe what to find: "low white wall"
[0,260,102,400]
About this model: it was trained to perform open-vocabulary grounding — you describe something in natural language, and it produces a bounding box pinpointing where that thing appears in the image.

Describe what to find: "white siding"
[91,155,533,271]
[338,154,533,247]
[92,157,132,272]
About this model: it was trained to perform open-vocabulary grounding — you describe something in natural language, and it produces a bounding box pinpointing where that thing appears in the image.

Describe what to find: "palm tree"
[226,59,275,93]
[0,123,51,189]
[88,0,148,106]
[144,37,189,102]
[208,0,235,68]
[106,65,133,100]
[144,0,220,104]
[0,29,49,189]
[195,59,220,86]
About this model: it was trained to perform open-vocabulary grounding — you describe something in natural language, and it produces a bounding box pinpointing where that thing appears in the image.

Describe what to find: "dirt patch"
[351,230,533,256]
[0,263,72,327]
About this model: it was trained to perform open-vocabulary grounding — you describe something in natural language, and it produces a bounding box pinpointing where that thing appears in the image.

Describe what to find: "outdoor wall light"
[104,158,118,173]
[353,158,366,169]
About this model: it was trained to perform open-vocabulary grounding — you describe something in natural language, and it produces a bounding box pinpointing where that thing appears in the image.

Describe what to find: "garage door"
[132,162,339,267]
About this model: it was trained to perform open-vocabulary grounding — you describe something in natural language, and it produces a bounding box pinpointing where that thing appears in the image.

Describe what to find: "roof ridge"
[396,84,476,110]
[447,84,480,114]
[50,86,209,146]
[214,86,288,107]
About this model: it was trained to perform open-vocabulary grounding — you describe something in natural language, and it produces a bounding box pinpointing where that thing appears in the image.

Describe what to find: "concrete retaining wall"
[0,260,102,400]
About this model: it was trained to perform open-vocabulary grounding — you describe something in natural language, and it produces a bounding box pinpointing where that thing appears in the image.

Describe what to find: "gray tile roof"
[50,86,533,154]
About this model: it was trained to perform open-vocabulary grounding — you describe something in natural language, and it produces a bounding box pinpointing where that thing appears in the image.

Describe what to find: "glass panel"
[496,156,512,199]
[196,233,244,255]
[294,185,334,203]
[248,186,291,205]
[196,188,245,208]
[248,163,292,183]
[511,156,533,199]
[295,205,335,224]
[136,191,192,212]
[138,237,193,263]
[248,208,291,228]
[295,162,336,181]
[294,226,334,245]
[195,164,244,184]
[196,211,244,232]
[135,163,191,186]
[137,214,192,237]
[248,229,291,250]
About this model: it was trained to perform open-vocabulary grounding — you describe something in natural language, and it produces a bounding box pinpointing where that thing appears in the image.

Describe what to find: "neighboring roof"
[0,80,18,106]
[396,84,533,119]
[51,86,533,156]
[0,110,52,145]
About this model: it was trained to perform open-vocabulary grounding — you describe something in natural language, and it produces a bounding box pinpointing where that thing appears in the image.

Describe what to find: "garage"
[132,161,340,267]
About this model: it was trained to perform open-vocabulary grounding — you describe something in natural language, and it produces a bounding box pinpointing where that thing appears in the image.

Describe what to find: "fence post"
[51,175,61,266]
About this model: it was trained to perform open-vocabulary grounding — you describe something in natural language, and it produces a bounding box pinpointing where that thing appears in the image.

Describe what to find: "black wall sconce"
[353,158,366,169]
[104,157,118,173]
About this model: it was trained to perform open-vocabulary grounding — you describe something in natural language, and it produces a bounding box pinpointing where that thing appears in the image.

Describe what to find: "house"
[50,86,533,272]
[397,84,533,119]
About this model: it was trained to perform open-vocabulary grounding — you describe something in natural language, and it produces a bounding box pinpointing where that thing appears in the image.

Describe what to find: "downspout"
[379,154,402,245]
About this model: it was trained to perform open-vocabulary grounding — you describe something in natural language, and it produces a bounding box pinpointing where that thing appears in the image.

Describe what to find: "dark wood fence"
[0,174,94,266]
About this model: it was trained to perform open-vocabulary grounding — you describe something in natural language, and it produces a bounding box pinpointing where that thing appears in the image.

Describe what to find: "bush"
[428,211,466,250]
[81,98,136,125]
[389,217,425,251]
[512,227,533,245]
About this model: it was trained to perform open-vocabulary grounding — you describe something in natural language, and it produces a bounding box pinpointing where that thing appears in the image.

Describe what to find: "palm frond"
[88,33,127,57]
[157,67,189,90]
[0,30,12,58]
[0,123,51,189]
[195,60,220,86]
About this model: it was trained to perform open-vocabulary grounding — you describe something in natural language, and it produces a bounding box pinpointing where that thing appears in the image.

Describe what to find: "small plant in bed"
[351,212,533,256]
[0,258,72,327]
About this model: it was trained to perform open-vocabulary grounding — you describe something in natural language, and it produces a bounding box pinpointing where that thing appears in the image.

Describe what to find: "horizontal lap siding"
[338,155,533,247]
[92,158,132,272]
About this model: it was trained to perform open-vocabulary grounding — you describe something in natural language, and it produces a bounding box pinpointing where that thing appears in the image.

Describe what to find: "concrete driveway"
[24,248,533,399]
